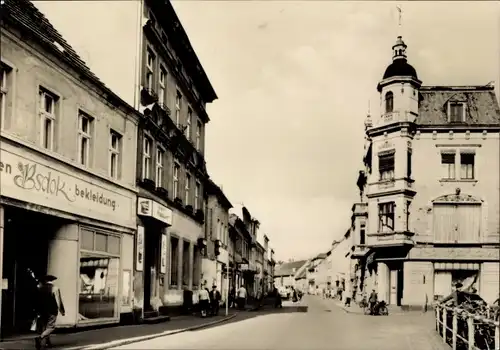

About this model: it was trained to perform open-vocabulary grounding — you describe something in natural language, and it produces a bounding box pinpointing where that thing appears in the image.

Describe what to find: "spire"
[364,100,373,130]
[392,5,407,61]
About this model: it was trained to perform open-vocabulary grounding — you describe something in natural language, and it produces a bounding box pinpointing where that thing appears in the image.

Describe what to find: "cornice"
[366,121,417,138]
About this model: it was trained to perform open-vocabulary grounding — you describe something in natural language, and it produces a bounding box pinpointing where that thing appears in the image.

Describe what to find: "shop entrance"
[143,220,164,312]
[1,206,62,338]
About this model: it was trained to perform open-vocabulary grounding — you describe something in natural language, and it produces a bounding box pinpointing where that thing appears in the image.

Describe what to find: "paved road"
[111,296,450,350]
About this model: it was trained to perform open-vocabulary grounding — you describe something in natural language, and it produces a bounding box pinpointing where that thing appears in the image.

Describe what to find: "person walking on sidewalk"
[199,287,210,317]
[34,275,65,350]
[344,281,352,307]
[368,289,378,315]
[237,285,247,310]
[210,285,221,316]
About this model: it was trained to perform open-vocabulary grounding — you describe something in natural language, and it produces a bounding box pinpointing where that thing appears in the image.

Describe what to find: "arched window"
[385,91,394,113]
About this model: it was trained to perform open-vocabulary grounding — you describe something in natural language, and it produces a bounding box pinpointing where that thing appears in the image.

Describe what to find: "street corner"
[79,313,238,350]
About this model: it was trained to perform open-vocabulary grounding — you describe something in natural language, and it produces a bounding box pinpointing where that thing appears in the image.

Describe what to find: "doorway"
[388,263,404,306]
[143,221,163,312]
[1,206,61,337]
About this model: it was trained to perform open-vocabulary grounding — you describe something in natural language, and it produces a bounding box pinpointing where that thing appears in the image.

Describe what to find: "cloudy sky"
[168,1,499,260]
[36,1,499,261]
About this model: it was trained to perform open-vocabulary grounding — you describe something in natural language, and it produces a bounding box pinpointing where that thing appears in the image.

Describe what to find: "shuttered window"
[433,203,481,243]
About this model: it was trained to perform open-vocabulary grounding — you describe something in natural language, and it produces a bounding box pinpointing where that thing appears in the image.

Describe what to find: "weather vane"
[396,5,403,35]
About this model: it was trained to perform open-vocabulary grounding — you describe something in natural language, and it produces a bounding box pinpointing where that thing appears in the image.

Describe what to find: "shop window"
[170,236,179,287]
[79,228,120,321]
[182,240,190,286]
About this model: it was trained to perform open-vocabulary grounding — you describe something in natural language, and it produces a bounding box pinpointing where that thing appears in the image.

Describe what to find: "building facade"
[228,212,251,293]
[359,36,500,309]
[133,0,217,317]
[1,0,139,335]
[203,180,232,302]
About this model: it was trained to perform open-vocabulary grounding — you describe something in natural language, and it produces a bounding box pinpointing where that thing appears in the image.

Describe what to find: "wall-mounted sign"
[137,197,173,225]
[136,226,145,272]
[409,247,499,261]
[160,234,167,274]
[0,148,134,228]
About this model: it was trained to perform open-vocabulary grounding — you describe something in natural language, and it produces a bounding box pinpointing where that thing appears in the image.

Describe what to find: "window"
[185,172,191,205]
[0,64,11,125]
[79,228,120,320]
[146,49,155,91]
[142,137,152,179]
[170,237,179,286]
[182,240,190,286]
[449,102,465,123]
[407,149,412,178]
[385,91,393,113]
[195,120,202,150]
[175,90,182,127]
[460,153,475,180]
[156,147,164,187]
[405,201,411,231]
[359,223,366,245]
[78,111,92,166]
[441,152,455,179]
[193,245,201,288]
[378,202,395,232]
[158,66,166,106]
[109,131,122,179]
[173,163,180,198]
[186,108,192,139]
[39,88,57,150]
[194,181,201,211]
[378,152,395,180]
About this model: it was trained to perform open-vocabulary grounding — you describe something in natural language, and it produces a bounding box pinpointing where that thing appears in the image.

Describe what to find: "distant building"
[274,260,309,289]
[357,36,500,309]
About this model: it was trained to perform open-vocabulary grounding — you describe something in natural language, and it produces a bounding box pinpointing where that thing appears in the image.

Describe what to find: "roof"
[295,268,307,280]
[383,58,418,81]
[206,179,232,209]
[152,0,217,103]
[274,260,308,277]
[1,0,139,119]
[417,86,500,126]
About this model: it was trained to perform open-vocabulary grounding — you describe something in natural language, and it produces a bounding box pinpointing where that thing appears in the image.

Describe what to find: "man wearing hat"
[35,275,65,350]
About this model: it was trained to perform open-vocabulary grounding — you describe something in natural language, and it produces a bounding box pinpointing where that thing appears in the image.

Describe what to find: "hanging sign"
[136,226,145,272]
[160,234,167,274]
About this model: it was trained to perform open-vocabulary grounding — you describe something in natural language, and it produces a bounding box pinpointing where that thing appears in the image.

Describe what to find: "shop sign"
[409,247,500,261]
[136,226,145,271]
[0,149,133,227]
[137,197,173,225]
[160,234,167,274]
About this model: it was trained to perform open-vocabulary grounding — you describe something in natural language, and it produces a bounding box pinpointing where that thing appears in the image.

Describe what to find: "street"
[111,296,450,350]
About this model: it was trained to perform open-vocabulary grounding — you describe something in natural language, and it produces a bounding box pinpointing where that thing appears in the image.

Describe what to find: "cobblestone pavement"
[111,296,450,350]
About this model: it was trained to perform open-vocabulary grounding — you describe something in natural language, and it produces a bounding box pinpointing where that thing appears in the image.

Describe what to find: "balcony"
[373,111,418,128]
[351,245,369,258]
[366,230,415,248]
[366,177,416,199]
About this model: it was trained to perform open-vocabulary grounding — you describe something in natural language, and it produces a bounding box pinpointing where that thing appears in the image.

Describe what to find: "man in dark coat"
[210,285,221,316]
[35,275,65,350]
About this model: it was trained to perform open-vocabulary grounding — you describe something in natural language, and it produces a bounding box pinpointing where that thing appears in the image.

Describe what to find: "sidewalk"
[0,312,237,350]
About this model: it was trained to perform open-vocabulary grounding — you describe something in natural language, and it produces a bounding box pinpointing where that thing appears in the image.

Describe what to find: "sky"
[34,1,499,261]
[169,1,499,260]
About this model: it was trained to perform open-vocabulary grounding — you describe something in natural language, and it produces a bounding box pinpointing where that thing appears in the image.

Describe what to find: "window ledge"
[439,179,477,184]
[367,230,415,237]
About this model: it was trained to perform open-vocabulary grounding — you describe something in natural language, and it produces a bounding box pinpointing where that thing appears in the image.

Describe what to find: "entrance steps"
[143,310,171,324]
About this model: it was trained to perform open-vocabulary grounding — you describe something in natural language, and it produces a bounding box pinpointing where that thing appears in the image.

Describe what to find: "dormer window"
[385,91,394,113]
[448,102,465,123]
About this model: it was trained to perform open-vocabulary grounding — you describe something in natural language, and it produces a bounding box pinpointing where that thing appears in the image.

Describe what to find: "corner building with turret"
[358,36,500,310]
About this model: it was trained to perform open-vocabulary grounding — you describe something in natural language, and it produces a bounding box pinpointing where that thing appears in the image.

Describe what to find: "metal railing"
[435,304,500,350]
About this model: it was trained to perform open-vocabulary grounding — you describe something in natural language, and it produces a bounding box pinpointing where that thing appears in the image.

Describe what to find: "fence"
[435,305,500,350]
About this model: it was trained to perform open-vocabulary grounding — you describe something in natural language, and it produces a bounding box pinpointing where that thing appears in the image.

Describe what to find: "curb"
[77,313,238,350]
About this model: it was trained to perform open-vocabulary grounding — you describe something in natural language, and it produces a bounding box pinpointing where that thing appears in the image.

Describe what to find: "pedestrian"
[344,281,352,307]
[273,285,282,308]
[34,275,65,350]
[210,285,221,316]
[237,285,247,310]
[229,287,236,308]
[368,289,378,315]
[199,287,210,317]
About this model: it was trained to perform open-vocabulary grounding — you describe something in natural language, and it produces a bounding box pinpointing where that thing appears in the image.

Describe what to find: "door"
[389,269,398,305]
